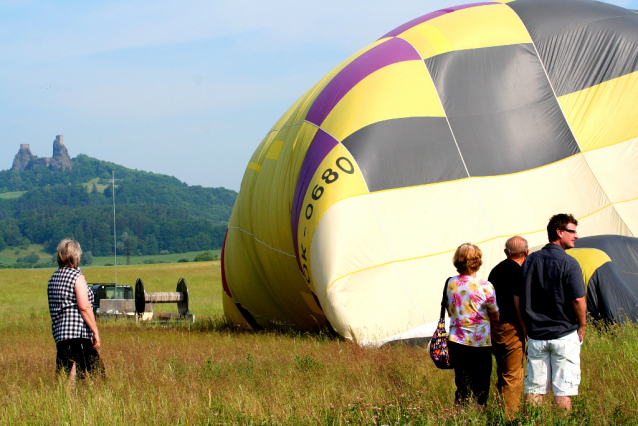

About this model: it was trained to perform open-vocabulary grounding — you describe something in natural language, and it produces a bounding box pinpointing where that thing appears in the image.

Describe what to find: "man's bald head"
[505,236,528,260]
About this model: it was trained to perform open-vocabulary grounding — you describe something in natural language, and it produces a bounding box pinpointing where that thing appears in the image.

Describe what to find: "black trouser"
[56,338,105,379]
[448,341,492,406]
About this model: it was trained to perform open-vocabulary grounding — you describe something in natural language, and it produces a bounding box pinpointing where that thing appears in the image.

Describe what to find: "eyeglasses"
[561,228,577,234]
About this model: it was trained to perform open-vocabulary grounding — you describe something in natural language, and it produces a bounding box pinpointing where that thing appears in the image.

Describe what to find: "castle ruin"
[11,135,73,172]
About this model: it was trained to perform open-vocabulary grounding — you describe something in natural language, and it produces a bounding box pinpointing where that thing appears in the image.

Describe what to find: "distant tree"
[81,250,93,266]
[140,235,159,255]
[117,232,137,265]
[2,220,24,246]
[0,155,237,258]
[19,239,30,250]
[194,251,215,262]
[16,253,40,264]
[103,185,112,198]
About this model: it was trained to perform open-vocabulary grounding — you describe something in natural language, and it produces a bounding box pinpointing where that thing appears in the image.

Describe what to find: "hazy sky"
[1,1,637,191]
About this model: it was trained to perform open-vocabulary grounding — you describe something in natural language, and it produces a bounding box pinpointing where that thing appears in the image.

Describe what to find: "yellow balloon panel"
[224,119,332,329]
[471,154,611,238]
[399,3,531,59]
[296,143,369,293]
[566,248,611,290]
[613,199,638,237]
[325,263,424,342]
[321,60,444,141]
[559,71,638,152]
[270,39,390,132]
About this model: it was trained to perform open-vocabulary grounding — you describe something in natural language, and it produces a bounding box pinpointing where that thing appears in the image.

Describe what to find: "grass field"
[0,244,51,264]
[1,264,637,425]
[0,244,221,267]
[0,190,26,199]
[89,249,221,267]
[80,177,111,193]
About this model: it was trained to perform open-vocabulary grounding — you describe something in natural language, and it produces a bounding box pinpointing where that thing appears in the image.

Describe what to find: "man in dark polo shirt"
[489,235,528,417]
[515,214,586,411]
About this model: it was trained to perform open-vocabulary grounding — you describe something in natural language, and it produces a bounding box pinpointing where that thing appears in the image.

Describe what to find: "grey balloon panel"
[448,96,579,176]
[618,269,638,300]
[507,0,634,41]
[589,262,638,321]
[509,0,638,96]
[576,235,638,305]
[426,44,551,117]
[341,117,467,192]
[425,44,580,177]
[575,235,638,276]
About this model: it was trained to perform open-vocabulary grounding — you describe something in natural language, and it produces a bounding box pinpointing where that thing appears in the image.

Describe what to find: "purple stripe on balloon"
[291,129,339,268]
[305,37,421,127]
[380,2,499,39]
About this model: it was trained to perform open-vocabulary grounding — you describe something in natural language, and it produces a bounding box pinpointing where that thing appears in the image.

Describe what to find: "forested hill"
[0,154,237,256]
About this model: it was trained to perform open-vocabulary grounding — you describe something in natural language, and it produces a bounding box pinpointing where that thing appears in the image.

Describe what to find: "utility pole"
[109,170,119,283]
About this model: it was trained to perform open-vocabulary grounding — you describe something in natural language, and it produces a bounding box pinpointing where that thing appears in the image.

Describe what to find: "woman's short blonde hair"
[57,238,82,268]
[453,243,482,275]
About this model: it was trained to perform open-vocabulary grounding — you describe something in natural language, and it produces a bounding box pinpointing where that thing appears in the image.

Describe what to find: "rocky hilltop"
[11,135,73,172]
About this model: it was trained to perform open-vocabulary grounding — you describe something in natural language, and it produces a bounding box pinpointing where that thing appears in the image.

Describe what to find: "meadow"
[0,191,26,199]
[1,263,637,425]
[0,244,221,267]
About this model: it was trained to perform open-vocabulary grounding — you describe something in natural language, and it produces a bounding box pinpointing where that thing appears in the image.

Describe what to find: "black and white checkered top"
[48,267,94,343]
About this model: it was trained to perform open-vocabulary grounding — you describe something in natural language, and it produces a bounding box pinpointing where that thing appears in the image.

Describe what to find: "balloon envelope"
[222,0,638,345]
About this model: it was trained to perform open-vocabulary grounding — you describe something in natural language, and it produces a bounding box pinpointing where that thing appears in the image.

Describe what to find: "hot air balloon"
[568,235,638,323]
[222,0,638,345]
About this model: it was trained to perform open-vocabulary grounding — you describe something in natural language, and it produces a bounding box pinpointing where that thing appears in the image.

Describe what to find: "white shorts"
[525,330,582,397]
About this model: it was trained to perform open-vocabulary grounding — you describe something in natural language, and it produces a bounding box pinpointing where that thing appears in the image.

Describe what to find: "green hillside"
[0,155,236,260]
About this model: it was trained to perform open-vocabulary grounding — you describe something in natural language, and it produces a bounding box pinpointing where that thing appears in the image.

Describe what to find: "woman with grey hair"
[47,238,103,383]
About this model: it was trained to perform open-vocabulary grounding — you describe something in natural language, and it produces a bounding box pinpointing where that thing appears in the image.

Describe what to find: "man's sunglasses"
[561,228,577,234]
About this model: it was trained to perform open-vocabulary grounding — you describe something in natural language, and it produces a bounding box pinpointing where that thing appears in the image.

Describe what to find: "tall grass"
[0,261,223,319]
[1,266,637,425]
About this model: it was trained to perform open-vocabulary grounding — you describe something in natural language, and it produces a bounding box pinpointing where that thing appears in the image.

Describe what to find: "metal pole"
[111,170,117,284]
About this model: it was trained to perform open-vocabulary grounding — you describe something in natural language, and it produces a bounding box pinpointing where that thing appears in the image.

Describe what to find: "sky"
[1,1,637,191]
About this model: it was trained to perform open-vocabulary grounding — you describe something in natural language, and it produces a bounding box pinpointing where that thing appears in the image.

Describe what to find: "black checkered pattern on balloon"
[48,267,94,343]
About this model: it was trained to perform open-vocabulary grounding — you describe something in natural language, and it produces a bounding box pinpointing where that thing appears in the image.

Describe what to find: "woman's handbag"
[429,277,453,369]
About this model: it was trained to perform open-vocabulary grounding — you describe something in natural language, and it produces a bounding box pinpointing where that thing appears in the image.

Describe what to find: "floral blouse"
[446,275,498,347]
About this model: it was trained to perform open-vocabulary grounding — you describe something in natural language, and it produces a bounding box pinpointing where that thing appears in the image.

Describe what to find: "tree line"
[0,154,236,256]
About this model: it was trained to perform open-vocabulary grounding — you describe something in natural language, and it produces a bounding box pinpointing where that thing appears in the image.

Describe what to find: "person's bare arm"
[514,295,527,339]
[75,275,101,349]
[573,296,586,342]
[489,310,500,324]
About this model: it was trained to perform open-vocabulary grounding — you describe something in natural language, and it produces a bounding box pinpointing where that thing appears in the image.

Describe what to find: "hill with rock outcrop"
[0,138,236,257]
[11,136,73,172]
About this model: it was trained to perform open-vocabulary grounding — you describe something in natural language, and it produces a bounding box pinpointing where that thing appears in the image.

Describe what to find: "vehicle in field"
[91,283,133,305]
[89,279,193,322]
[89,283,149,320]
